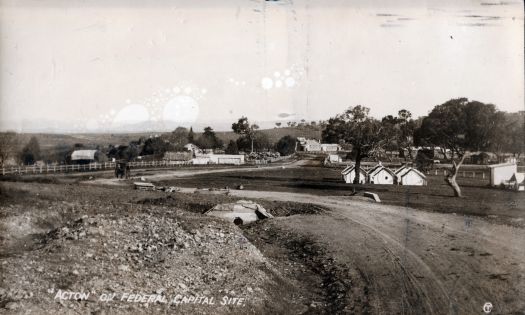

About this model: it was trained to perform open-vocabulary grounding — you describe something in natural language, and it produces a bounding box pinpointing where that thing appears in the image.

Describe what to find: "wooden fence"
[1,155,293,176]
[1,160,192,176]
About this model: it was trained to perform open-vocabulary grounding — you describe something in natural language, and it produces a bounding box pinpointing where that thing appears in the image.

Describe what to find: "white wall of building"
[369,168,395,184]
[489,163,517,186]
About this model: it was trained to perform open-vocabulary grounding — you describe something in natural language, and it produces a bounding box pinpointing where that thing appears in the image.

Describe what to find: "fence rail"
[1,155,293,176]
[0,160,206,176]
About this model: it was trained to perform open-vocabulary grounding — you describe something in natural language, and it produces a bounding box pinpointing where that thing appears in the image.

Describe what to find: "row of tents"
[341,163,427,186]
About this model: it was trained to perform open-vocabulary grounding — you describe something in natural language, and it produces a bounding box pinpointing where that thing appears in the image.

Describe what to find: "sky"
[0,0,523,132]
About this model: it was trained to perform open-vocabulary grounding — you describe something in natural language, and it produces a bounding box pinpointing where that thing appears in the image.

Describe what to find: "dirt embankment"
[0,182,319,314]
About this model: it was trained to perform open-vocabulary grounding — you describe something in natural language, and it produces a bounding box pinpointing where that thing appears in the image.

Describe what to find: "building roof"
[368,163,395,177]
[487,162,517,168]
[398,167,427,179]
[71,150,98,161]
[394,165,409,175]
[341,165,366,175]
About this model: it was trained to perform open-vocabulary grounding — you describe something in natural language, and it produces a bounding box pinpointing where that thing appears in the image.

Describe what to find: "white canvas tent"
[341,165,367,184]
[395,166,427,186]
[368,163,395,184]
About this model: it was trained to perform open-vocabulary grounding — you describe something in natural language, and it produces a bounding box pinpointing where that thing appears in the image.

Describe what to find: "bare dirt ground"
[1,162,524,314]
[231,190,525,314]
[0,182,312,315]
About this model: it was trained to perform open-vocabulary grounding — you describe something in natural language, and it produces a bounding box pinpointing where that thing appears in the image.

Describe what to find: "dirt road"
[229,189,525,314]
[86,161,301,186]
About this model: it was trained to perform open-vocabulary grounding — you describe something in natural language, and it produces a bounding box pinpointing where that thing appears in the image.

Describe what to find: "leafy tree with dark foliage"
[232,117,259,153]
[225,140,239,154]
[322,106,386,184]
[0,132,17,167]
[275,135,297,156]
[381,110,418,160]
[140,137,173,157]
[170,127,189,147]
[236,132,271,152]
[196,127,223,149]
[415,98,502,197]
[20,136,41,165]
[187,127,195,143]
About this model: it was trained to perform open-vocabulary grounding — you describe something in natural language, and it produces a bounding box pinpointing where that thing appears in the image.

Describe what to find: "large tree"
[20,136,41,165]
[170,127,189,149]
[196,127,223,150]
[322,105,386,184]
[381,109,418,160]
[232,117,259,153]
[275,135,297,156]
[416,98,501,197]
[0,132,17,167]
[141,137,173,157]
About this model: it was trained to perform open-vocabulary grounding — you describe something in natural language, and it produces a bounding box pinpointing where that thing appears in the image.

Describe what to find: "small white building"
[71,150,106,164]
[487,163,517,186]
[395,166,427,186]
[320,143,341,152]
[210,154,245,165]
[192,154,245,165]
[341,165,367,184]
[297,137,340,152]
[367,163,395,184]
[184,143,202,154]
[326,154,342,163]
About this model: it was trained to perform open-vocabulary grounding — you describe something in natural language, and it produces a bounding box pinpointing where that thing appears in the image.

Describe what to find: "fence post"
[462,171,465,177]
[482,172,485,179]
[472,172,475,178]
[435,169,437,175]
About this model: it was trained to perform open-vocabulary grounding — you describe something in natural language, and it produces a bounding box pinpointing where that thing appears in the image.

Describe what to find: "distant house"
[70,150,107,164]
[297,137,340,152]
[487,163,517,187]
[184,143,202,155]
[191,154,245,165]
[325,154,342,164]
[367,163,395,184]
[163,151,192,161]
[209,154,245,165]
[320,144,341,152]
[341,165,367,184]
[395,166,427,186]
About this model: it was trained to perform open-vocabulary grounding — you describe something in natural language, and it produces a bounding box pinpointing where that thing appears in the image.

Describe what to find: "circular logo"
[483,302,493,313]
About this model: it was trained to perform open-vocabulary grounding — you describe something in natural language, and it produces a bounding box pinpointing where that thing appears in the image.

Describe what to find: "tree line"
[321,98,524,197]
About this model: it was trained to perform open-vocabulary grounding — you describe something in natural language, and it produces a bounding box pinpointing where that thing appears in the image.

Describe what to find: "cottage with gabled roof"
[367,162,395,184]
[341,164,367,184]
[70,150,107,164]
[395,166,427,186]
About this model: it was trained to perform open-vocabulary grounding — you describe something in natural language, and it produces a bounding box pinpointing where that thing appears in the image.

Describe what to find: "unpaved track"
[227,190,525,314]
[86,161,301,186]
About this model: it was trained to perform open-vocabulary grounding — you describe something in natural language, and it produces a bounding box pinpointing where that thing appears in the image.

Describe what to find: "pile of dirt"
[0,200,274,314]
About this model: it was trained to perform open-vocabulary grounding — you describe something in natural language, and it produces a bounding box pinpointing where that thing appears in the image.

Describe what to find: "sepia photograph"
[0,0,523,314]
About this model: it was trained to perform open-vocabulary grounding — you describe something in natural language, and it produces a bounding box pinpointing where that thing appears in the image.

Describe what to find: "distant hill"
[9,126,323,152]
